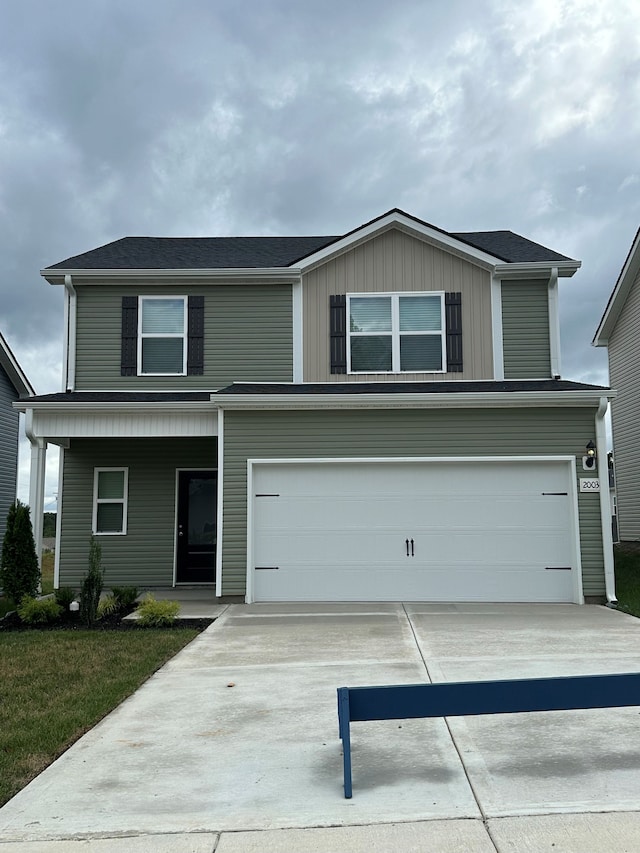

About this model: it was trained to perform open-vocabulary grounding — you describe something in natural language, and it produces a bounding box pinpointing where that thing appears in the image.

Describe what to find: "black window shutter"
[121,296,138,376]
[187,295,204,375]
[329,295,347,374]
[445,292,463,373]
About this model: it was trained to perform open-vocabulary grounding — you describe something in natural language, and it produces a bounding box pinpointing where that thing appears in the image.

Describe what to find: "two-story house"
[593,227,640,543]
[1,332,34,544]
[18,209,615,603]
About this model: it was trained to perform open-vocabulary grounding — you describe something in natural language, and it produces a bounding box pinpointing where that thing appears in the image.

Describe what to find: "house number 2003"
[579,478,601,493]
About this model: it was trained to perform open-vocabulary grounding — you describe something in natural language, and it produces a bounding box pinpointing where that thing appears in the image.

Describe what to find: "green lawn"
[0,629,198,807]
[613,545,640,617]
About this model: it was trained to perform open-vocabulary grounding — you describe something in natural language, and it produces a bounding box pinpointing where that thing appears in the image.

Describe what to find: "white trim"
[548,267,561,377]
[245,455,583,605]
[491,275,504,380]
[293,211,504,271]
[215,409,224,596]
[15,400,217,412]
[346,291,446,375]
[216,389,615,411]
[246,458,254,604]
[594,228,640,346]
[53,446,64,589]
[64,275,77,391]
[0,331,35,397]
[137,295,187,376]
[24,408,217,441]
[92,467,128,536]
[596,397,616,603]
[62,283,70,390]
[494,260,581,279]
[292,279,303,382]
[42,268,302,284]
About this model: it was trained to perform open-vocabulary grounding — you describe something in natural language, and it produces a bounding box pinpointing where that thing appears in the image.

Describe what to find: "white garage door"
[250,460,579,603]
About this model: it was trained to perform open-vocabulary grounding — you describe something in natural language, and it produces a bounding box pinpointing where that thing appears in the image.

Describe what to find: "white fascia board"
[214,390,615,410]
[41,268,302,285]
[495,260,581,279]
[0,332,35,396]
[293,212,503,271]
[593,229,640,346]
[13,400,218,413]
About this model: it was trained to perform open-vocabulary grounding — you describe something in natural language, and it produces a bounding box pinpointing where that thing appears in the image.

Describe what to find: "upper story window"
[347,292,445,373]
[138,297,187,375]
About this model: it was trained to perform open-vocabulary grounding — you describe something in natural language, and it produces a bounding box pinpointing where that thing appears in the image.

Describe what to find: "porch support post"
[25,408,47,573]
[596,397,616,604]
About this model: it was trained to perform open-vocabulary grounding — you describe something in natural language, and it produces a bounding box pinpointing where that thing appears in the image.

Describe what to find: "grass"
[0,628,198,807]
[613,545,640,617]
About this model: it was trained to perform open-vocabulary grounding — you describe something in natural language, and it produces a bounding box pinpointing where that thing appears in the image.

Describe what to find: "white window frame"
[346,291,446,374]
[138,295,187,376]
[92,467,129,536]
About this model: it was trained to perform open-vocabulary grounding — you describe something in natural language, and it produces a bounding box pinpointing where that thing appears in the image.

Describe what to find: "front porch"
[124,587,230,621]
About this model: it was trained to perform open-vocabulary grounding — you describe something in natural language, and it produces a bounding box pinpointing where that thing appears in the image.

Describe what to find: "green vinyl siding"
[0,365,19,545]
[74,283,293,390]
[59,438,215,588]
[222,406,603,598]
[502,280,551,379]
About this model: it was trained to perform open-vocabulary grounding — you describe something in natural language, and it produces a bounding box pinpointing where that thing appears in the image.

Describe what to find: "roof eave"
[41,268,303,285]
[212,390,614,410]
[494,260,581,279]
[593,228,640,347]
[14,400,216,413]
[0,333,35,397]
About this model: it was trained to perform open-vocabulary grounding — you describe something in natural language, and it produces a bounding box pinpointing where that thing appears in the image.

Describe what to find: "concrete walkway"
[2,603,640,851]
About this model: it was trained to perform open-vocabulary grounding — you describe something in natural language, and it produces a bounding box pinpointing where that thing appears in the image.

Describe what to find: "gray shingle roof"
[45,208,575,270]
[215,380,607,395]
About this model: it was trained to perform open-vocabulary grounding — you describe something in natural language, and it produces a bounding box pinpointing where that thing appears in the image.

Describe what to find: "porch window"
[93,468,128,535]
[139,297,186,375]
[347,292,445,373]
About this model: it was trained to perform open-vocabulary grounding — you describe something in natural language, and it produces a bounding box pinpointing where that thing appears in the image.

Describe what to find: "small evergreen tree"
[0,501,40,603]
[79,535,104,626]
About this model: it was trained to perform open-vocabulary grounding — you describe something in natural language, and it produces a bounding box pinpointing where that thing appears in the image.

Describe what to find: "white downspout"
[64,274,76,391]
[25,408,47,581]
[548,267,561,377]
[596,396,616,604]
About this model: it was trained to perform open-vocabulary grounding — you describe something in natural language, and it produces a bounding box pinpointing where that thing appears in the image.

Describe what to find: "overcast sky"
[2,0,639,507]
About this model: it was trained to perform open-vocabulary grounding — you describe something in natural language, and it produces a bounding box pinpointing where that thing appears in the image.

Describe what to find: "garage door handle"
[406,539,409,556]
[411,538,414,557]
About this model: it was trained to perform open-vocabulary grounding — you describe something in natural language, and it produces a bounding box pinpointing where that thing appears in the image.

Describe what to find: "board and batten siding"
[222,406,604,598]
[74,282,293,390]
[303,227,493,382]
[0,365,19,545]
[501,280,552,379]
[58,438,216,587]
[608,264,640,540]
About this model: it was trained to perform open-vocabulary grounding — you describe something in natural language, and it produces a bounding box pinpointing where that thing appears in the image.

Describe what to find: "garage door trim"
[246,455,582,604]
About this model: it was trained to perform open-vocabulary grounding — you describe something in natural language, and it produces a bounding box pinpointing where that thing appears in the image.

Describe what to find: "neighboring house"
[0,332,34,544]
[594,227,640,543]
[17,209,615,603]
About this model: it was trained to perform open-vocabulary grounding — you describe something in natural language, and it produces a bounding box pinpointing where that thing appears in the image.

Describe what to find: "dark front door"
[176,470,217,584]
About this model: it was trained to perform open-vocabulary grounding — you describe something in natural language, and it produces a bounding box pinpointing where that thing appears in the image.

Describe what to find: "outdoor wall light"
[584,440,597,470]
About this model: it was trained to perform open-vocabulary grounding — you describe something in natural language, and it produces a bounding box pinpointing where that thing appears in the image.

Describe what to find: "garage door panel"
[251,460,578,603]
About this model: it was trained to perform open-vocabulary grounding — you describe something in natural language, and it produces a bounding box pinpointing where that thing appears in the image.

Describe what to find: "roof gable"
[594,227,640,346]
[0,332,34,397]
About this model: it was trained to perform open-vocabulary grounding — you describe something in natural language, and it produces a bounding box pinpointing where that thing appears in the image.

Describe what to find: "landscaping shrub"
[97,594,119,618]
[17,596,63,625]
[54,587,76,610]
[111,586,139,610]
[79,536,104,627]
[136,595,180,627]
[1,501,39,604]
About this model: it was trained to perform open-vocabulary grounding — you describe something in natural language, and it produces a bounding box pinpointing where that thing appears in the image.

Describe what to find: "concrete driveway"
[2,603,640,852]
